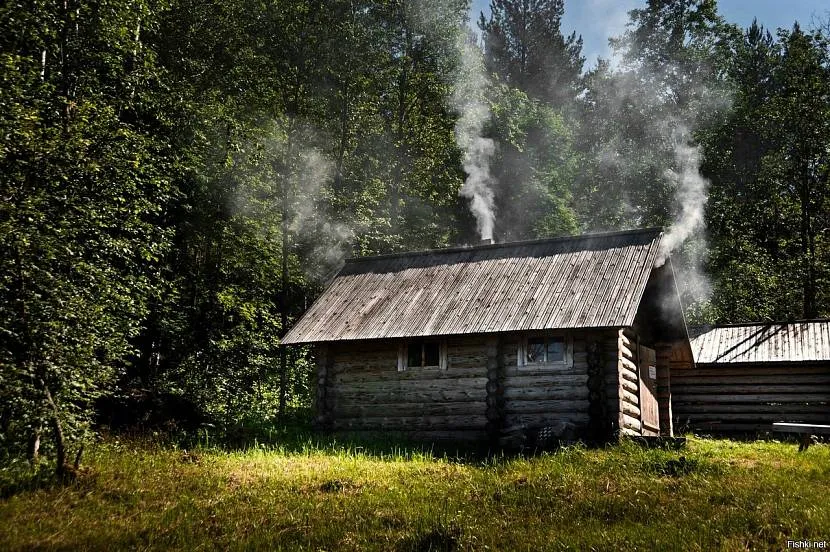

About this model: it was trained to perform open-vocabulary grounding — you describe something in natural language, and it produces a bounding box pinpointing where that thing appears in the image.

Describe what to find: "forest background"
[2,0,829,473]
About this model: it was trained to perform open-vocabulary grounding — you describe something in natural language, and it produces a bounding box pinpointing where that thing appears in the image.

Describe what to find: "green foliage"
[124,0,474,436]
[477,1,584,241]
[576,0,737,230]
[488,84,579,240]
[0,0,173,472]
[3,0,830,475]
[479,0,585,108]
[704,22,830,321]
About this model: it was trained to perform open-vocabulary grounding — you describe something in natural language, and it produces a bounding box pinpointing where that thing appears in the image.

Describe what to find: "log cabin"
[671,321,830,434]
[281,228,692,446]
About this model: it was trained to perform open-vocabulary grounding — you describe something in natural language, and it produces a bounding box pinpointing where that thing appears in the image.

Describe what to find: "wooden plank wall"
[326,337,489,441]
[656,344,673,437]
[671,356,830,433]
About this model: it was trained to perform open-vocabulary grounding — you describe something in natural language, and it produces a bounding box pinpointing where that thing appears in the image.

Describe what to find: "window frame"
[517,333,572,369]
[398,338,447,371]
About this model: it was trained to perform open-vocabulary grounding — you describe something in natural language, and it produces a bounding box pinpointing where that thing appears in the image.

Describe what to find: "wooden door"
[638,345,660,433]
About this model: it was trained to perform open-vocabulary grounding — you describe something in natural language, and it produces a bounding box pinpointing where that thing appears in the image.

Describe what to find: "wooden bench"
[772,423,830,451]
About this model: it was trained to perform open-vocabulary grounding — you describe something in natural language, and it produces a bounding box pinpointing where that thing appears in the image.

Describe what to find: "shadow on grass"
[109,418,695,466]
[0,461,62,499]
[398,522,463,552]
[229,427,503,464]
[92,416,501,464]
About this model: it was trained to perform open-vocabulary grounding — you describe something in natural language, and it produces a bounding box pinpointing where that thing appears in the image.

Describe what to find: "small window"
[407,340,423,367]
[423,342,440,367]
[546,338,564,362]
[519,335,570,367]
[527,337,545,363]
[398,339,446,371]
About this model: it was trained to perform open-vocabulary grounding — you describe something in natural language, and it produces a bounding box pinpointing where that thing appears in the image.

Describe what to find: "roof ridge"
[345,227,664,264]
[691,319,830,330]
[282,226,675,344]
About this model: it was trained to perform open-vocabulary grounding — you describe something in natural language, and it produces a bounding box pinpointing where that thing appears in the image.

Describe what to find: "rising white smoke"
[656,125,710,267]
[288,148,332,235]
[288,146,354,277]
[230,124,353,281]
[406,3,497,241]
[452,30,497,241]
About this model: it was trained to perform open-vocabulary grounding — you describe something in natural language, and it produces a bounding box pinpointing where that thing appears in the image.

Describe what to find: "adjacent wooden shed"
[671,321,830,433]
[282,228,691,445]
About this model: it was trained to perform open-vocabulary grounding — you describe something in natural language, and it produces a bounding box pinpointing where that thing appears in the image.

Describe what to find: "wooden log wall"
[326,337,489,441]
[314,344,333,429]
[617,329,644,436]
[586,340,607,440]
[671,355,830,433]
[323,331,630,443]
[485,336,505,445]
[599,331,629,439]
[500,331,618,438]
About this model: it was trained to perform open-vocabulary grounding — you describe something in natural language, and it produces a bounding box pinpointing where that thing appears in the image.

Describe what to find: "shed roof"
[283,228,669,344]
[689,321,830,364]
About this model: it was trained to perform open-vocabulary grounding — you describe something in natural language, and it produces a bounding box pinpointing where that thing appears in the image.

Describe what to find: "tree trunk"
[335,78,350,191]
[41,381,67,477]
[390,23,411,232]
[27,424,41,464]
[278,118,296,420]
[334,2,355,191]
[799,164,817,318]
[60,0,73,134]
[279,197,289,419]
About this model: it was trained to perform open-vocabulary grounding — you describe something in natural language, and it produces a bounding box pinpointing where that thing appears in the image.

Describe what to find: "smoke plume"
[230,123,353,281]
[656,125,710,267]
[289,147,354,276]
[407,3,496,241]
[452,30,497,241]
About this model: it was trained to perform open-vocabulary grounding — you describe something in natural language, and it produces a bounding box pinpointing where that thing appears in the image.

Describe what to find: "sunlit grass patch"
[0,436,828,550]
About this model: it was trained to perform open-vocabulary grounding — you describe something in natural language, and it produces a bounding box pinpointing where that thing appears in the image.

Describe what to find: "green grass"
[1,436,828,551]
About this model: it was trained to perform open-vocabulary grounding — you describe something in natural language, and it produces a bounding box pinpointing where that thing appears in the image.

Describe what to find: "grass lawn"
[0,436,828,551]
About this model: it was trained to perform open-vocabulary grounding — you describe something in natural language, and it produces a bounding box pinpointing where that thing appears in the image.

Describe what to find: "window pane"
[408,340,422,368]
[527,337,545,363]
[424,342,440,367]
[546,337,564,362]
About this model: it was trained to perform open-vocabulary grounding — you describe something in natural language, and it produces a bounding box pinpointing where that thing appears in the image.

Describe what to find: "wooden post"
[655,343,673,437]
[314,344,333,429]
[485,336,504,446]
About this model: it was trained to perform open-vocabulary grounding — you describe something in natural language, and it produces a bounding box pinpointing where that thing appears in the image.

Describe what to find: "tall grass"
[1,436,828,550]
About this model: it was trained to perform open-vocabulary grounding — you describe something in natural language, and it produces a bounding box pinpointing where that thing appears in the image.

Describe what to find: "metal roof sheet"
[282,228,664,344]
[690,321,830,364]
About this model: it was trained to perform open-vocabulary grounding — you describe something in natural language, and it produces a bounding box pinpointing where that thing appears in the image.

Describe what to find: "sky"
[469,0,830,67]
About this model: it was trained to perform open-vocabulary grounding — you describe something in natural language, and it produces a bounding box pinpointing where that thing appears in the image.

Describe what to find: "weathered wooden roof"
[284,228,667,343]
[282,228,665,343]
[690,321,830,364]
